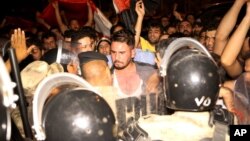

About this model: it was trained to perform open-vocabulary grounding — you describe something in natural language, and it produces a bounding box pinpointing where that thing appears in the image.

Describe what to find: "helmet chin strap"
[32,73,98,140]
[159,37,216,77]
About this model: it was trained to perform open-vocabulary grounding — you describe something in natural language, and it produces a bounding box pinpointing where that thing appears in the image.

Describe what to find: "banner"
[39,0,111,36]
[112,0,131,13]
[39,0,93,27]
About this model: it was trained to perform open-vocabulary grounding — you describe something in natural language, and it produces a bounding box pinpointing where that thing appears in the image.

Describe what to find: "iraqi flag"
[39,0,112,36]
[94,8,112,37]
[112,0,131,13]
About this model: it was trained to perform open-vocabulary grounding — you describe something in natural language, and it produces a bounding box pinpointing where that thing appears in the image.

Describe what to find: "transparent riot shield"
[55,40,80,74]
[32,73,100,140]
[56,40,78,66]
[234,72,250,124]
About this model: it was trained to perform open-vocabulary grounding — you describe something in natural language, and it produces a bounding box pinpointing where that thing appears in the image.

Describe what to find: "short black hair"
[41,31,56,40]
[204,19,220,31]
[148,20,164,34]
[111,29,135,48]
[110,22,126,35]
[26,37,43,50]
[63,29,76,38]
[71,26,97,43]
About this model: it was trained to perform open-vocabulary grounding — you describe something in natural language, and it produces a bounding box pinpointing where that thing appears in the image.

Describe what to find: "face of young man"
[205,30,216,52]
[43,37,57,51]
[111,41,135,70]
[167,26,176,35]
[199,31,206,46]
[179,21,193,37]
[148,27,162,45]
[98,41,111,55]
[74,37,95,54]
[69,19,80,31]
[161,17,169,27]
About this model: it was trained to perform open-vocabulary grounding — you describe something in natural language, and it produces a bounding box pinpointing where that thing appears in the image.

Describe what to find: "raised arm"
[221,2,250,78]
[219,86,234,112]
[172,3,183,22]
[84,0,94,27]
[134,0,145,48]
[5,28,34,73]
[214,0,247,56]
[52,1,68,34]
[36,11,51,30]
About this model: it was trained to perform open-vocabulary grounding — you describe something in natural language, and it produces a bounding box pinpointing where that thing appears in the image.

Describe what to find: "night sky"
[0,0,235,23]
[0,0,44,20]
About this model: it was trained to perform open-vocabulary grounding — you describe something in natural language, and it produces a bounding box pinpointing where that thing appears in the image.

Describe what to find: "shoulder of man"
[140,36,155,52]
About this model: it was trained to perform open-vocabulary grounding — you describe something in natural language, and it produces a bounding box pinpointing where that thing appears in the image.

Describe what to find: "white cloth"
[138,112,229,141]
[94,8,112,37]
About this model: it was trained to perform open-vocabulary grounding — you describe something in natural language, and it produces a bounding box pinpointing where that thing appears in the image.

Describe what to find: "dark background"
[0,0,235,23]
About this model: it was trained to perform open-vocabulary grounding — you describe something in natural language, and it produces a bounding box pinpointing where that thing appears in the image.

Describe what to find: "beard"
[149,38,159,45]
[113,60,131,70]
[183,30,192,37]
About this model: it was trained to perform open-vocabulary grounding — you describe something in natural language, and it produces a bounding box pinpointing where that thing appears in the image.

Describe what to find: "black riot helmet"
[159,37,220,111]
[32,73,117,141]
[43,88,116,141]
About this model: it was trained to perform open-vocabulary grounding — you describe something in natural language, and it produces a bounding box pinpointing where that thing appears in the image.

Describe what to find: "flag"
[112,0,131,13]
[94,8,112,37]
[39,0,112,37]
[39,0,90,27]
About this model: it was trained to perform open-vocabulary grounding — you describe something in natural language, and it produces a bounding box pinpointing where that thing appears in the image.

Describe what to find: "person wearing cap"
[77,51,119,123]
[96,37,111,56]
[78,51,112,86]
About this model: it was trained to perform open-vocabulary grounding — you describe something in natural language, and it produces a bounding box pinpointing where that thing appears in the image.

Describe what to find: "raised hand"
[10,28,34,62]
[86,0,91,7]
[219,86,234,112]
[173,3,183,21]
[52,0,59,9]
[135,0,145,18]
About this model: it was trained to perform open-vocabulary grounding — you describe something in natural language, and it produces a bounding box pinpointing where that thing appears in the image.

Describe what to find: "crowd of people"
[1,0,250,140]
